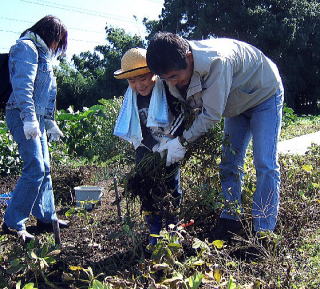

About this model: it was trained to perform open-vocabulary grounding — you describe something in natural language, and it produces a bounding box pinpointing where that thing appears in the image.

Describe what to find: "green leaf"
[302,164,313,172]
[30,250,38,259]
[162,275,183,284]
[44,256,57,264]
[192,238,208,250]
[226,261,237,267]
[89,280,107,289]
[22,283,37,289]
[312,183,320,188]
[47,249,61,256]
[168,242,182,248]
[65,208,77,217]
[227,276,237,289]
[7,263,26,275]
[192,260,205,266]
[212,240,224,249]
[187,272,203,289]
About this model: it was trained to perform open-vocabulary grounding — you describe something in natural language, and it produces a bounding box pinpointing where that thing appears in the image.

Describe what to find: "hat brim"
[114,66,151,79]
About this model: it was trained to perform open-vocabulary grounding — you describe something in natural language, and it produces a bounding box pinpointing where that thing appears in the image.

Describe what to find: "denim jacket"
[6,32,57,122]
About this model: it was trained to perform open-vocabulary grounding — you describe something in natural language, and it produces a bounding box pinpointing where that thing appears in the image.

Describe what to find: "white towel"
[113,78,169,149]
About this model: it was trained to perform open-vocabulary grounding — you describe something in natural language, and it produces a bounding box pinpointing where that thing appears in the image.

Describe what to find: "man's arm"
[183,57,233,142]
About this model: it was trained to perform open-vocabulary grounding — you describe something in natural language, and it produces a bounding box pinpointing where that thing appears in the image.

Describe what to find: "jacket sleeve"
[183,57,233,142]
[9,41,38,122]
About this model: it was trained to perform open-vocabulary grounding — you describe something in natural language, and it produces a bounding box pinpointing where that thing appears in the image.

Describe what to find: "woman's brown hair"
[21,15,68,55]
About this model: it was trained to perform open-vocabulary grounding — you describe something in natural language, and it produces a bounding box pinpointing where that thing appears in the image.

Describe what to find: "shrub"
[56,98,134,165]
[0,119,21,176]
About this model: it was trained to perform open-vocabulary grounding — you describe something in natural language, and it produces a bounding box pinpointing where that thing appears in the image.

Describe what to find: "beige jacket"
[168,38,282,142]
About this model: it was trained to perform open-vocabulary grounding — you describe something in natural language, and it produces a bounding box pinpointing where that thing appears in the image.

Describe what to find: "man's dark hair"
[21,15,68,55]
[146,32,190,75]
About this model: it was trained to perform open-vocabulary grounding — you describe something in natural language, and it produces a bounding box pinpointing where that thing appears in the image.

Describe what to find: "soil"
[0,173,151,286]
[1,150,319,288]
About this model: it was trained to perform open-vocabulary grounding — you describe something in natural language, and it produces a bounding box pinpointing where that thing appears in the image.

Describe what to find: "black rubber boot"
[145,214,162,245]
[2,223,34,243]
[37,219,70,231]
[208,218,243,242]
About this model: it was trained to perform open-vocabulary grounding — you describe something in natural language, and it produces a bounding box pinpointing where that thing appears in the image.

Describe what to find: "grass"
[280,114,320,141]
[293,228,320,287]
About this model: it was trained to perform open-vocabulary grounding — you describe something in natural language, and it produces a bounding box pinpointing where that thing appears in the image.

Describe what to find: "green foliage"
[295,229,320,287]
[56,98,133,164]
[0,119,21,176]
[282,105,298,128]
[180,123,224,221]
[16,281,38,289]
[55,59,106,111]
[6,237,60,289]
[280,113,320,140]
[56,26,145,110]
[1,109,319,288]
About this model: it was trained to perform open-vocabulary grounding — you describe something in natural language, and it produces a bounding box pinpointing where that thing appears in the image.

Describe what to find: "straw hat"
[114,48,151,79]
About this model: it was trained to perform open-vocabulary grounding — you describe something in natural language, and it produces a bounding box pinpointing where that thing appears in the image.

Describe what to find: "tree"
[144,0,320,114]
[56,26,145,110]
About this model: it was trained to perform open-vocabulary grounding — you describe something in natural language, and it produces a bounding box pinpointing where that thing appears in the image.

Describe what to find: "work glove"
[45,119,64,142]
[152,136,171,159]
[23,120,42,140]
[156,136,186,166]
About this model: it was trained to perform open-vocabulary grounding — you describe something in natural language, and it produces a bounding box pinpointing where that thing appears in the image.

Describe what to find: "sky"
[0,0,164,58]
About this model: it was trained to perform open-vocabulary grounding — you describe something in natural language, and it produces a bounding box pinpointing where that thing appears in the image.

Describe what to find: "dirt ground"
[0,175,150,281]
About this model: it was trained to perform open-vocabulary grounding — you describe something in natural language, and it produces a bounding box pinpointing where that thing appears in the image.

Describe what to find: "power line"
[69,38,102,44]
[0,28,103,44]
[0,16,104,34]
[20,0,137,24]
[0,16,31,24]
[0,29,20,35]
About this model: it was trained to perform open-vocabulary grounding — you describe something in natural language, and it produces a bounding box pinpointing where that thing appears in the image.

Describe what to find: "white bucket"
[74,186,103,210]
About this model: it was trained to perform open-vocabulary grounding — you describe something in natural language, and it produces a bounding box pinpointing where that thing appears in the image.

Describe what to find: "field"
[0,103,319,289]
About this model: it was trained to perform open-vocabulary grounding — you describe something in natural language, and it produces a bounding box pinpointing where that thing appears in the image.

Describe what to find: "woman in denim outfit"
[2,15,69,242]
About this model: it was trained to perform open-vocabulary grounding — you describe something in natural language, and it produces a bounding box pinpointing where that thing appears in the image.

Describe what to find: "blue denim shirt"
[6,34,57,122]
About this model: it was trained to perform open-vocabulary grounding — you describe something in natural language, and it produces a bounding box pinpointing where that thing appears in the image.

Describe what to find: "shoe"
[2,223,35,243]
[145,213,162,245]
[37,219,70,231]
[229,245,263,261]
[17,230,35,243]
[2,222,13,234]
[208,218,243,242]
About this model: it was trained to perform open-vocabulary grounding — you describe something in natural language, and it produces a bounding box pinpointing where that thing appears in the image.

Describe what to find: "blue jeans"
[219,89,284,232]
[4,109,57,231]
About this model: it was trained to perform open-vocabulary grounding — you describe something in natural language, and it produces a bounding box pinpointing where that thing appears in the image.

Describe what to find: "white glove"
[152,136,171,158]
[156,137,186,166]
[23,121,42,140]
[45,119,64,142]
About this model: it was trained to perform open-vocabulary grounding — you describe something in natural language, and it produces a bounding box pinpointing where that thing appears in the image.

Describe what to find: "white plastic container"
[74,186,103,210]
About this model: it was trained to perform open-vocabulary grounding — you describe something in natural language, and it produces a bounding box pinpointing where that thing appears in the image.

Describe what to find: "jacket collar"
[167,40,213,100]
[20,31,53,58]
